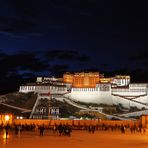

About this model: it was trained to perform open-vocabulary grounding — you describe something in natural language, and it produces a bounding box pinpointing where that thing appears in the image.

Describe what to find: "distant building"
[19,72,148,112]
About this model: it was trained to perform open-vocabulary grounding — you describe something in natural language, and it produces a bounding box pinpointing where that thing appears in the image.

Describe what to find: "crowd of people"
[0,122,146,139]
[0,123,73,138]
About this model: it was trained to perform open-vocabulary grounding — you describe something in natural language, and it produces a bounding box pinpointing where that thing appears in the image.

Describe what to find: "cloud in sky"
[44,49,91,62]
[0,49,92,78]
[0,49,93,93]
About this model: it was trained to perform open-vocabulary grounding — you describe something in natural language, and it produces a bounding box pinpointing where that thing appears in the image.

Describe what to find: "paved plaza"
[0,130,148,148]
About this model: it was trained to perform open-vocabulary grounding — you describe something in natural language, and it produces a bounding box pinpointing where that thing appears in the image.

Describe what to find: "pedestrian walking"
[5,124,10,139]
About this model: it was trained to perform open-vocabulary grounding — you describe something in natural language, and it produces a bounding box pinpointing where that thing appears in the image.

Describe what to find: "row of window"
[49,111,59,115]
[73,79,96,84]
[112,89,146,92]
[71,86,111,92]
[35,108,47,114]
[72,88,98,92]
[35,108,59,113]
[49,108,59,115]
[32,115,59,119]
[130,84,147,87]
[100,86,110,91]
[20,86,66,91]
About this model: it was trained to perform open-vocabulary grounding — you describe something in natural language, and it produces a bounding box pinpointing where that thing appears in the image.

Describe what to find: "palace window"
[100,84,110,91]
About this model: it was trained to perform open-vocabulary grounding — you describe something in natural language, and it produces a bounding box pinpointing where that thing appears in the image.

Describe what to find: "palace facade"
[19,72,148,119]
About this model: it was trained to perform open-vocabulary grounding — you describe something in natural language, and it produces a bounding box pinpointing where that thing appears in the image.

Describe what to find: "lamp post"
[3,115,11,140]
[2,114,13,126]
[4,115,10,122]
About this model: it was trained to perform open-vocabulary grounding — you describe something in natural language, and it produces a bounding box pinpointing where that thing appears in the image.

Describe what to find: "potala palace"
[19,72,148,119]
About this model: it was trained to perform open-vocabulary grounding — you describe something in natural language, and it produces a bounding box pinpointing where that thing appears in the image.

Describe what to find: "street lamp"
[4,115,10,122]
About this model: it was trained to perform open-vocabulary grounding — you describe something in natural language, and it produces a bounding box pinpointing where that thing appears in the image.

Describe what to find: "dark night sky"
[0,0,148,93]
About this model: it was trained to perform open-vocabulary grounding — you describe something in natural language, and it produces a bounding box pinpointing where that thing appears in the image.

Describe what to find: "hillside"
[0,92,81,118]
[3,92,37,109]
[0,92,120,119]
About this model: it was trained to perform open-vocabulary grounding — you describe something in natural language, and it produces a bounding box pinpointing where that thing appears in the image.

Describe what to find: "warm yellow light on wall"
[4,115,10,121]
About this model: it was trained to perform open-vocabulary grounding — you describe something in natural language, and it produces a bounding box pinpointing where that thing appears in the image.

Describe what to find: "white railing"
[129,83,148,87]
[112,88,146,92]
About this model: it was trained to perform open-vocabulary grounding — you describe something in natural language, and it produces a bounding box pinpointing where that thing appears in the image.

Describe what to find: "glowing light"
[20,116,23,119]
[3,132,6,139]
[5,115,10,121]
[3,132,9,145]
[3,131,9,139]
[17,116,23,119]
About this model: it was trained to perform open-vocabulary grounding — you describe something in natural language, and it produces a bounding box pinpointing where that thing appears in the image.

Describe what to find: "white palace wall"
[19,85,67,94]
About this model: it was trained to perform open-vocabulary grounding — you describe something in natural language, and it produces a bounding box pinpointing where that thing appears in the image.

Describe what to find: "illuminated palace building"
[19,72,148,119]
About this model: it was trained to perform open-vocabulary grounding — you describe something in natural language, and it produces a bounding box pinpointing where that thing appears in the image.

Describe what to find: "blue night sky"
[0,0,148,93]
